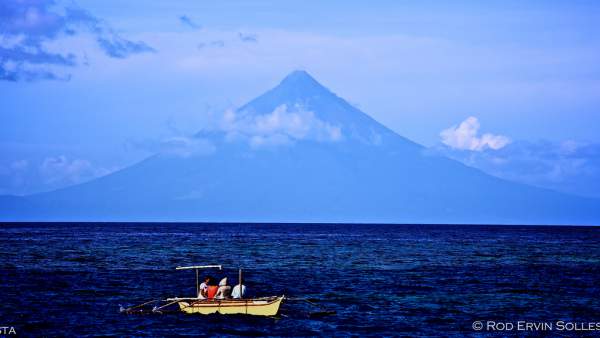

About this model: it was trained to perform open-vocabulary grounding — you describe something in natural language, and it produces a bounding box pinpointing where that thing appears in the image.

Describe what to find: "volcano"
[2,71,599,224]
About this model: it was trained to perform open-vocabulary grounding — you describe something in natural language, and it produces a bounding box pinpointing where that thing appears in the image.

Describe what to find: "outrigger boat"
[168,296,284,316]
[121,265,284,317]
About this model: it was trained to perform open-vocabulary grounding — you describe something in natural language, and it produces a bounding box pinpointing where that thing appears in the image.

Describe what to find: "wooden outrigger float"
[121,264,285,317]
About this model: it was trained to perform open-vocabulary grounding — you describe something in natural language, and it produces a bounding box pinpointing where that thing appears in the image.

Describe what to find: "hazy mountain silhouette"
[2,71,599,224]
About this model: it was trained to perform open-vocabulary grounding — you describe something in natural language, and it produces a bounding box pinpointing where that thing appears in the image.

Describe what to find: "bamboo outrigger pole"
[176,265,223,270]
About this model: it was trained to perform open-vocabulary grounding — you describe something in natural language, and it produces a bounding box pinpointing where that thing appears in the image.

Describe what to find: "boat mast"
[238,268,243,299]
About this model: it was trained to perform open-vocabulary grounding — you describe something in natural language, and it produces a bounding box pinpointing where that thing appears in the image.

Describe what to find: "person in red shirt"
[206,277,219,299]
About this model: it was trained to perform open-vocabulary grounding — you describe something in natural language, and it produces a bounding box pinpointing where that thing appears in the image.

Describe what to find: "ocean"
[1,223,599,336]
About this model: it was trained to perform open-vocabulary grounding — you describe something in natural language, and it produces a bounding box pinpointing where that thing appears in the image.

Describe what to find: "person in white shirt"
[231,283,246,299]
[215,277,232,299]
[198,276,210,299]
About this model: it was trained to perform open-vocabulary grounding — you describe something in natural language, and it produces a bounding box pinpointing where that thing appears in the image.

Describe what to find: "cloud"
[179,15,201,30]
[64,7,156,58]
[0,155,118,195]
[0,1,65,38]
[40,155,111,185]
[220,104,342,148]
[126,105,342,156]
[238,32,258,43]
[0,0,155,81]
[440,116,510,151]
[0,45,75,81]
[434,140,600,198]
[0,0,77,81]
[0,155,113,194]
[95,34,155,59]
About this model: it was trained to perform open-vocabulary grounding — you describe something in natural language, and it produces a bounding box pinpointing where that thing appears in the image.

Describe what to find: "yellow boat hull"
[176,296,284,316]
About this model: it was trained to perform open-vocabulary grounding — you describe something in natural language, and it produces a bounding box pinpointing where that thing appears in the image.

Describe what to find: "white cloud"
[40,155,112,185]
[440,116,510,151]
[434,140,600,198]
[219,104,343,148]
[0,155,120,195]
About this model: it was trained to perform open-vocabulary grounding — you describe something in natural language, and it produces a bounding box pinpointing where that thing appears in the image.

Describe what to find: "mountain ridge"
[236,70,421,150]
[2,71,599,224]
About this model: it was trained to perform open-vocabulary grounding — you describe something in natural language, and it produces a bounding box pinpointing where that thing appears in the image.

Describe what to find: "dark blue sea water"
[1,223,599,337]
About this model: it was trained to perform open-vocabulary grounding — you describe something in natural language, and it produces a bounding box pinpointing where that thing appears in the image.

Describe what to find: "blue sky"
[1,0,600,196]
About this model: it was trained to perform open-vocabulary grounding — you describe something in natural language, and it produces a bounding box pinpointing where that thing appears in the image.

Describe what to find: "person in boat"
[231,281,246,299]
[215,277,232,299]
[198,276,210,299]
[206,277,219,299]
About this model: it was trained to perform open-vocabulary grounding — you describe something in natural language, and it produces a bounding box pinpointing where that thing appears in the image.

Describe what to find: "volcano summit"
[2,71,599,224]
